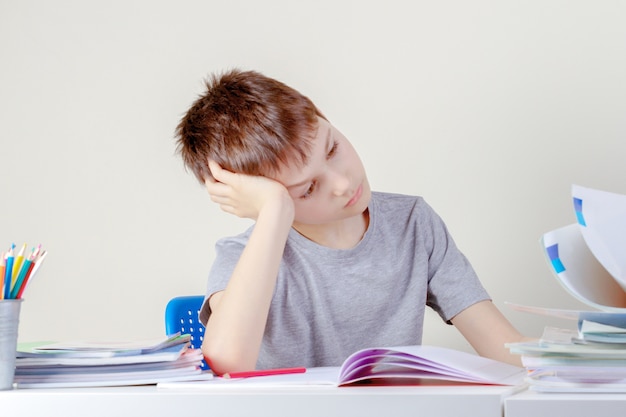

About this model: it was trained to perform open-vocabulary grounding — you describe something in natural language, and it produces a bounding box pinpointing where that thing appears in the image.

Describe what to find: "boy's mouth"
[345,184,363,208]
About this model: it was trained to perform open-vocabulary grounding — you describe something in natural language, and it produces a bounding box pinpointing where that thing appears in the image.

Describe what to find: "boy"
[176,69,525,375]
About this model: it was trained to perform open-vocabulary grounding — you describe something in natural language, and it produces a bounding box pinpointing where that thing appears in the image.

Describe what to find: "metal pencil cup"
[0,299,23,390]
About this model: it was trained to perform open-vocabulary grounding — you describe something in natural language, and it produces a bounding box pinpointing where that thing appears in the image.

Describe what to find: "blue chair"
[165,295,209,370]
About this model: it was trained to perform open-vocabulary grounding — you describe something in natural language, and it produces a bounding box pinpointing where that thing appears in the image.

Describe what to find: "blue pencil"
[10,258,33,299]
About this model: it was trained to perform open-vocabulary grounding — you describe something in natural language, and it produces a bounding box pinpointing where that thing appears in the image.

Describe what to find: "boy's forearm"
[202,199,295,374]
[451,300,528,367]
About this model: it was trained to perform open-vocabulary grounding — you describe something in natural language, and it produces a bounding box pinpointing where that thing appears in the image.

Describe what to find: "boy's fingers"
[205,178,229,196]
[204,174,219,191]
[208,160,220,176]
[208,160,234,183]
[204,173,217,186]
[218,204,236,215]
[205,161,230,192]
[205,167,232,195]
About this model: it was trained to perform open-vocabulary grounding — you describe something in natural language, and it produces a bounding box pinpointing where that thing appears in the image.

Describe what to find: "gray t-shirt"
[199,192,490,369]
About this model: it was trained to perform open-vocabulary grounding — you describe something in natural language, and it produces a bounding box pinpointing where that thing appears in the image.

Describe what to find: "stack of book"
[507,184,626,393]
[14,333,212,388]
[507,313,626,392]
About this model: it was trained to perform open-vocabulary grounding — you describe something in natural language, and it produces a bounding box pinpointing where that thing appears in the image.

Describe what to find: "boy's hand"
[205,160,294,221]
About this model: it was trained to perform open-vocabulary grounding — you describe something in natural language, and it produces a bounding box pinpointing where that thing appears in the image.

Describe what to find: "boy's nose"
[330,170,351,196]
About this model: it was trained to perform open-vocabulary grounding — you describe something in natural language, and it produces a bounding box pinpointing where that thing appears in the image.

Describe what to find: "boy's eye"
[299,140,337,200]
[301,181,317,199]
[327,141,338,158]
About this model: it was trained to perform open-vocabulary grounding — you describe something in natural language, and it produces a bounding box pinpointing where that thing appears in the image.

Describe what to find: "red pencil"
[16,250,47,299]
[15,260,36,299]
[222,367,306,379]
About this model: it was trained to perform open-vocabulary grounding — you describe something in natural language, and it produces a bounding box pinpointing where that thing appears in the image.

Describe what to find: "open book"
[158,345,525,388]
[336,345,524,386]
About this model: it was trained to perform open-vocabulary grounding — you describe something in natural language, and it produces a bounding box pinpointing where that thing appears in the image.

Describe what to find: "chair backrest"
[165,295,208,370]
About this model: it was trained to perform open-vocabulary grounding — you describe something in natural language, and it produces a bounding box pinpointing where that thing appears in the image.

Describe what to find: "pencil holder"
[0,299,23,390]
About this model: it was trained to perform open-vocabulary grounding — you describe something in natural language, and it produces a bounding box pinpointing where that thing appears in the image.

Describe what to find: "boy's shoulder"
[215,223,255,250]
[370,191,437,224]
[371,190,426,209]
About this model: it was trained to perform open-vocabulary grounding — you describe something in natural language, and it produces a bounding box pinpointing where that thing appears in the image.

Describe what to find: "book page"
[572,184,626,291]
[541,223,626,311]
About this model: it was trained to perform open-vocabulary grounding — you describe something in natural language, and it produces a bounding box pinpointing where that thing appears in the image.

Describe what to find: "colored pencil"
[16,250,47,299]
[11,243,26,285]
[0,244,48,299]
[222,367,307,379]
[10,258,33,299]
[4,245,14,299]
[0,251,5,300]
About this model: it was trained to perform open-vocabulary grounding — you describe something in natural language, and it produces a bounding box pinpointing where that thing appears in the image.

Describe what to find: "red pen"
[222,367,306,379]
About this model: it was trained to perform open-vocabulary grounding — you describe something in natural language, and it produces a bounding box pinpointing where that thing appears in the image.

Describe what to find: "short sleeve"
[198,232,249,326]
[421,202,491,323]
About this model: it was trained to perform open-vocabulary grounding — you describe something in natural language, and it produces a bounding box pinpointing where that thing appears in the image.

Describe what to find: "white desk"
[505,389,626,417]
[1,384,522,417]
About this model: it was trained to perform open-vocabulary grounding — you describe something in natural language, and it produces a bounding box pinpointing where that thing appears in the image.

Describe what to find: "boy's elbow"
[201,338,257,375]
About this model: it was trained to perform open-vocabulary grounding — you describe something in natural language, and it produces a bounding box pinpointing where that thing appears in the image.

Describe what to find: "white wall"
[1,0,625,352]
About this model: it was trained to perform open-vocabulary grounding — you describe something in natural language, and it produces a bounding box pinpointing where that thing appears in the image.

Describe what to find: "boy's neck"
[292,209,370,249]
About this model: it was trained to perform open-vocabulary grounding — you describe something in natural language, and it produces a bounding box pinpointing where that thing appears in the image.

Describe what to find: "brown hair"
[175,69,325,183]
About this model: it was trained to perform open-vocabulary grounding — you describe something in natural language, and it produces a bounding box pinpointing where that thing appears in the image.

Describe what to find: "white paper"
[505,302,581,320]
[15,370,213,389]
[540,223,626,311]
[31,333,189,353]
[15,344,191,367]
[572,184,626,290]
[580,320,626,335]
[507,339,626,358]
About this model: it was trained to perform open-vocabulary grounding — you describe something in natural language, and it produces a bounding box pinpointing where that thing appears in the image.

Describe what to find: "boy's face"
[271,117,371,226]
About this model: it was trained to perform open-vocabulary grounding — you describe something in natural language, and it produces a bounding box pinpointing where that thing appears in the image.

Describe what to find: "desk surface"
[8,382,626,416]
[1,384,522,417]
[505,389,626,417]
